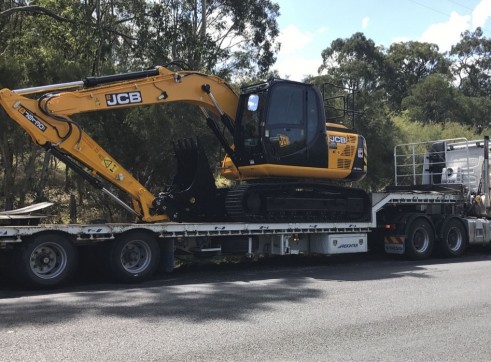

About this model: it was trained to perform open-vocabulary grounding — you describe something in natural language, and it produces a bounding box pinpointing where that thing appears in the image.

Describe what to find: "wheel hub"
[31,248,56,273]
[29,242,67,279]
[122,246,141,267]
[120,241,151,273]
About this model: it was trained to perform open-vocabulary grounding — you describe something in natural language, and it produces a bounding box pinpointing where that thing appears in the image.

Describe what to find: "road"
[1,251,491,361]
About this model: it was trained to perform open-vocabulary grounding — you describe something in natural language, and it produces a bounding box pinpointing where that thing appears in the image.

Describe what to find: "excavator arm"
[0,66,239,222]
[37,66,238,118]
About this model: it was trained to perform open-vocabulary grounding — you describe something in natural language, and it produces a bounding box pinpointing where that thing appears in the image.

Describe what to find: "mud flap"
[153,138,225,221]
[384,235,406,254]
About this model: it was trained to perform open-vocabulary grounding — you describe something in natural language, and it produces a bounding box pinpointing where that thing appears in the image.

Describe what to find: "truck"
[0,65,489,288]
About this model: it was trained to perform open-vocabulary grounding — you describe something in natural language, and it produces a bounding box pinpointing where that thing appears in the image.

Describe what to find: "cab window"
[266,83,306,157]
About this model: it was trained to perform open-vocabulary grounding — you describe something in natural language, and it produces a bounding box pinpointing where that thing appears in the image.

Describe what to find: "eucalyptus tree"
[385,41,451,111]
[450,27,491,97]
[319,32,386,93]
[402,74,456,126]
[132,0,280,79]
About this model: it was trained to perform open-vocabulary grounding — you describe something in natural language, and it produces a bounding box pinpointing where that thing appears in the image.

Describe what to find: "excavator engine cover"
[152,138,225,221]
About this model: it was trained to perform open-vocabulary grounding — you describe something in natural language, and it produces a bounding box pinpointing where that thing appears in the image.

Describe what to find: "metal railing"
[393,138,479,195]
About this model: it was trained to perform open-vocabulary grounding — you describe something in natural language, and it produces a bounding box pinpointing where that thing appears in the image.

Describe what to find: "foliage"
[121,0,280,78]
[392,113,477,144]
[401,74,456,125]
[385,41,450,111]
[450,27,491,97]
[319,32,386,93]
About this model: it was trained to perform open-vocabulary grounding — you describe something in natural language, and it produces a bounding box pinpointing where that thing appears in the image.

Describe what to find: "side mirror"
[247,94,259,111]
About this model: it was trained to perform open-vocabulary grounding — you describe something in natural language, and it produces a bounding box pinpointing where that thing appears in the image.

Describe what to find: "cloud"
[391,36,411,44]
[273,55,322,81]
[275,24,321,80]
[278,25,314,55]
[418,0,491,52]
[472,0,491,28]
[419,11,470,52]
[361,16,370,29]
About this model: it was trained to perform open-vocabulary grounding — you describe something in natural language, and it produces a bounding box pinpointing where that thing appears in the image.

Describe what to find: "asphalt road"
[1,250,491,362]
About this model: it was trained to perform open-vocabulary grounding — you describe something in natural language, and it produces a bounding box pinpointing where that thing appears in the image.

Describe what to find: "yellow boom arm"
[0,66,238,222]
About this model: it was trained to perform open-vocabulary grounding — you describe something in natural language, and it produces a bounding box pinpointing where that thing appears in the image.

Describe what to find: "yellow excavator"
[0,64,368,223]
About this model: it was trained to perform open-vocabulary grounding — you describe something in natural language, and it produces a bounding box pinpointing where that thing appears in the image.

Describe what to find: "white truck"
[0,136,490,288]
[0,67,490,288]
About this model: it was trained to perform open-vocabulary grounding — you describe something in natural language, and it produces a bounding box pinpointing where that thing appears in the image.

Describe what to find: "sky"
[273,0,491,80]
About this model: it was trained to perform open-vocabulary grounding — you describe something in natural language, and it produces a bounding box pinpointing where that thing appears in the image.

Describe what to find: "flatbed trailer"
[1,137,491,288]
[0,189,479,288]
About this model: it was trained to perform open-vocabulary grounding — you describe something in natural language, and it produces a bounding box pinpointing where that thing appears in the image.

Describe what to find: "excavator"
[0,64,369,223]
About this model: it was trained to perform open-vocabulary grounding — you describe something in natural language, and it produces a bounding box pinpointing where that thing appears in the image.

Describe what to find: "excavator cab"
[222,79,367,182]
[234,80,328,169]
[158,79,369,222]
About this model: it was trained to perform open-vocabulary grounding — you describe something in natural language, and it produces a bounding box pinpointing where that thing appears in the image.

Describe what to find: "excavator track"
[225,182,370,223]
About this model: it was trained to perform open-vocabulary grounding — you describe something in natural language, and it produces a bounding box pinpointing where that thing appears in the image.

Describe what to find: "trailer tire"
[437,219,467,258]
[109,232,160,283]
[405,218,434,260]
[13,233,78,288]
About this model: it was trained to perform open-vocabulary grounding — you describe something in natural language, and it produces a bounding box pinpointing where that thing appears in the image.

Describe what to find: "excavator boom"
[0,66,239,222]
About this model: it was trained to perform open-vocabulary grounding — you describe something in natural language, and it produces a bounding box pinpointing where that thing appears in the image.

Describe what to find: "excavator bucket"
[161,137,225,221]
[172,138,213,190]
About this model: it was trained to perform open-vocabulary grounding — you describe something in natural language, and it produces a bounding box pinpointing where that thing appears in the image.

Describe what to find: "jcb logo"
[329,135,347,144]
[278,134,290,147]
[106,91,142,106]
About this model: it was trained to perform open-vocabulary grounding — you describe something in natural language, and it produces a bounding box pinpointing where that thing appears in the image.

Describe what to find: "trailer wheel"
[405,218,434,260]
[438,219,467,258]
[13,234,78,288]
[109,232,160,283]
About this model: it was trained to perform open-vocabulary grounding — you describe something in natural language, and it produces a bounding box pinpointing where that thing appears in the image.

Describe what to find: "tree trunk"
[35,151,51,201]
[0,123,15,210]
[18,145,39,207]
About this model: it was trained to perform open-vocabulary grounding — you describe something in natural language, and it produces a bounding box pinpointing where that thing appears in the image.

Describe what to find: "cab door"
[263,82,327,167]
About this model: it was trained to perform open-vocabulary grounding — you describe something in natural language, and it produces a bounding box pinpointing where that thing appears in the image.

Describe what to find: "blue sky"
[273,0,491,80]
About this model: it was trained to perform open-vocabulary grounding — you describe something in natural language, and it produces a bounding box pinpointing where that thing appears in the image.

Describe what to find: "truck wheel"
[438,219,467,258]
[109,232,160,283]
[13,234,78,288]
[405,218,434,260]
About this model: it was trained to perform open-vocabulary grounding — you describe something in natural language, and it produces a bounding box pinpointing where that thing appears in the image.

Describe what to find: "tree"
[451,94,491,130]
[402,74,456,125]
[385,41,450,111]
[319,32,386,93]
[127,0,280,79]
[450,27,491,97]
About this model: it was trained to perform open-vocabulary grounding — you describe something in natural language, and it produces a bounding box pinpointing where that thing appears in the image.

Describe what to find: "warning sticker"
[102,158,118,173]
